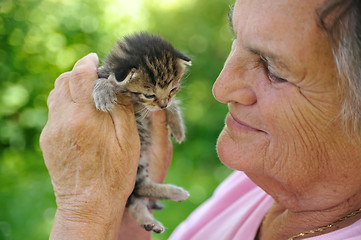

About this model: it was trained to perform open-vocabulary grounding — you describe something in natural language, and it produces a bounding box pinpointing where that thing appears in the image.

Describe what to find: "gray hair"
[317,0,361,135]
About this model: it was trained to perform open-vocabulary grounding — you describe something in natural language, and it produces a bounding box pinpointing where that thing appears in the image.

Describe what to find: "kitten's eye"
[143,94,156,99]
[170,88,178,94]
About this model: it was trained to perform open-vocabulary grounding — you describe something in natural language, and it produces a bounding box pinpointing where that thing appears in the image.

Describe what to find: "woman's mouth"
[226,112,266,133]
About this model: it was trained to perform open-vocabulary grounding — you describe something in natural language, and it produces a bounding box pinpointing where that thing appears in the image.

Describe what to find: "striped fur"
[92,32,191,233]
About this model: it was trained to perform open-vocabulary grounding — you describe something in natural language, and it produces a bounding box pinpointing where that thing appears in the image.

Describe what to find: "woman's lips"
[226,112,265,133]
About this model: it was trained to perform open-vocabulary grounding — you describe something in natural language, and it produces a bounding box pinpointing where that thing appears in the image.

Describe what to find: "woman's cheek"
[216,127,269,173]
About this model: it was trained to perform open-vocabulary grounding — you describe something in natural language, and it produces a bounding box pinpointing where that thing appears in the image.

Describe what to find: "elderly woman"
[40,0,361,239]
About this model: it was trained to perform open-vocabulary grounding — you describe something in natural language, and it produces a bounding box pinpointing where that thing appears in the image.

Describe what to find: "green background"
[0,0,234,239]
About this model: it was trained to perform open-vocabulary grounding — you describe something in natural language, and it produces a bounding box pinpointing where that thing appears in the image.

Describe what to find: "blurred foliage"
[0,0,234,239]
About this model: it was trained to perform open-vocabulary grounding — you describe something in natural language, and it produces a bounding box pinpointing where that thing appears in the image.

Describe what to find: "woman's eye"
[266,69,288,83]
[263,63,288,83]
[143,94,156,99]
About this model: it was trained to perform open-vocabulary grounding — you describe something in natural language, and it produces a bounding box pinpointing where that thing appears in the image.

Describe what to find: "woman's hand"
[41,53,174,239]
[40,53,142,239]
[116,110,174,240]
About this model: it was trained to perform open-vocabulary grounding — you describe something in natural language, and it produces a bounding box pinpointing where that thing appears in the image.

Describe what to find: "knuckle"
[39,126,49,150]
[54,72,71,89]
[46,89,55,108]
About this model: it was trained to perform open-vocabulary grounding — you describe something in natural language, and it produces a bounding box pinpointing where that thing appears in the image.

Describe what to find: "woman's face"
[213,0,361,211]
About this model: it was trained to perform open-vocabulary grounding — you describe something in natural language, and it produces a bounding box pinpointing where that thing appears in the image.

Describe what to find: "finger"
[73,52,99,69]
[110,95,136,130]
[150,110,171,147]
[109,95,140,167]
[47,72,71,111]
[54,71,71,90]
[150,110,168,137]
[47,89,56,109]
[69,53,99,103]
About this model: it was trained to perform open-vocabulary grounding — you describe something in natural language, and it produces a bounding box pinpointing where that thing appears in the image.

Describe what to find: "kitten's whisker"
[144,109,150,120]
[137,107,150,121]
[135,106,146,114]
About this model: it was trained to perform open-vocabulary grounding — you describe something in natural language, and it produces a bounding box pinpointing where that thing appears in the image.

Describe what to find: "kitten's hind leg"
[147,200,165,210]
[92,78,117,111]
[137,178,189,202]
[128,198,165,233]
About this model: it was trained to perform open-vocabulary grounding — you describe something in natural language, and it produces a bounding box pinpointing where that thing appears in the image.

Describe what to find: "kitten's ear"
[114,68,138,83]
[124,68,138,82]
[180,58,192,66]
[176,52,192,66]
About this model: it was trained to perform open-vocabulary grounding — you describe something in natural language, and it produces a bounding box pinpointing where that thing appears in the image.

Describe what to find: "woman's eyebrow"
[247,46,291,72]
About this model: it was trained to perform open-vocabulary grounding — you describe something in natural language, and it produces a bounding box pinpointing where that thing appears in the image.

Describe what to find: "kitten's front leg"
[92,77,117,111]
[166,101,185,143]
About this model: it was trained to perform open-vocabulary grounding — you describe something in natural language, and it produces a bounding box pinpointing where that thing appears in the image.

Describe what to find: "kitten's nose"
[159,103,167,109]
[158,99,168,109]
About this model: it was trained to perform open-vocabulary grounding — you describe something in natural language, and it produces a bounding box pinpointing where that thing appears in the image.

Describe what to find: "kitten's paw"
[171,127,185,143]
[92,80,117,111]
[168,186,190,202]
[143,220,165,234]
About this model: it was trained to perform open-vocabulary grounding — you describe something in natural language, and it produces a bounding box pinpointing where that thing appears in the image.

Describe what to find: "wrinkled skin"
[213,0,361,239]
[40,53,172,240]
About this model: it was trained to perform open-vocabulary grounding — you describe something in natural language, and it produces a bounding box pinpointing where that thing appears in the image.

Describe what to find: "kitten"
[92,32,191,233]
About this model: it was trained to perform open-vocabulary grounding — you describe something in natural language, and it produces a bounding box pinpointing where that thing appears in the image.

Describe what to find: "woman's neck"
[258,194,361,240]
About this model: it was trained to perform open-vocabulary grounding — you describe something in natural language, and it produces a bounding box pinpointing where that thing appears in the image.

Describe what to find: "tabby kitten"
[92,33,191,233]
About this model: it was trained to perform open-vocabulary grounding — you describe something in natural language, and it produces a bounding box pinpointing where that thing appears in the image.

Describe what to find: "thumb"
[148,110,173,183]
[69,53,99,103]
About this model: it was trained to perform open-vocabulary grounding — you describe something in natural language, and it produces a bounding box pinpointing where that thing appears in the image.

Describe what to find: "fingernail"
[87,53,99,69]
[88,52,99,61]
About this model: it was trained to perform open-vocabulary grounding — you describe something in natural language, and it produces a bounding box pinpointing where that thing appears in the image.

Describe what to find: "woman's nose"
[212,59,257,105]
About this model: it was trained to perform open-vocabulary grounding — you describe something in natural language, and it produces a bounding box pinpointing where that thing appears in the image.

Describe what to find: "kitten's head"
[109,33,191,111]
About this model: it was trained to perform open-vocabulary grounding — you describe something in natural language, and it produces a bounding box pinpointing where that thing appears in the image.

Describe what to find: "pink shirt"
[170,171,361,240]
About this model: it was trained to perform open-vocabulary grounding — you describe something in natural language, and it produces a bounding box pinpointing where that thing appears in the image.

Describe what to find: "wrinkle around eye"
[297,87,335,122]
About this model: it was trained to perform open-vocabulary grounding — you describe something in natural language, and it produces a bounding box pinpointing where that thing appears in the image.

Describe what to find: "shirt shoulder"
[170,171,273,240]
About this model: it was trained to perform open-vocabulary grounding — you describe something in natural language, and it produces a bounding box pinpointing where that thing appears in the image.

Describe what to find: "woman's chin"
[216,126,268,173]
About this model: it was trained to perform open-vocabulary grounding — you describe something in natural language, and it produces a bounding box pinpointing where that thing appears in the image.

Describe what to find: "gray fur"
[92,33,191,233]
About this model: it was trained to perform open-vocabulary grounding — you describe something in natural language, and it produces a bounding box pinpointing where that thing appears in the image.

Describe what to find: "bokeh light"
[0,0,233,239]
